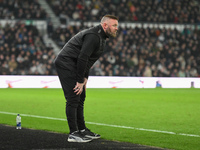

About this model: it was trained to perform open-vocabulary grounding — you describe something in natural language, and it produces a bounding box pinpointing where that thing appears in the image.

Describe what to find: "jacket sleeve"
[77,34,99,83]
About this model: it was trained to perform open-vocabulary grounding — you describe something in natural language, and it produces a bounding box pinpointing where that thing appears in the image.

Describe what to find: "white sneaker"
[68,131,92,143]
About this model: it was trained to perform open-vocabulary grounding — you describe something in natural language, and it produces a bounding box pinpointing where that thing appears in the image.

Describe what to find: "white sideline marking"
[0,111,199,138]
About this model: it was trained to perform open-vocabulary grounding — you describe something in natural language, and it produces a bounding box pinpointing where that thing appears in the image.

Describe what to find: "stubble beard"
[106,28,117,38]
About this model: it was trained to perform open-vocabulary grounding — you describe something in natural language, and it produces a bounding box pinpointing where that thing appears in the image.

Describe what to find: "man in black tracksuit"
[54,15,118,142]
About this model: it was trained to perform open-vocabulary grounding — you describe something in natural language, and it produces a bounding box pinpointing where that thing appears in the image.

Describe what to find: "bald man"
[54,15,119,142]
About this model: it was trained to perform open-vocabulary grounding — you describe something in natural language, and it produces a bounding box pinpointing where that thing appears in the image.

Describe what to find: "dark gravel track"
[0,124,170,150]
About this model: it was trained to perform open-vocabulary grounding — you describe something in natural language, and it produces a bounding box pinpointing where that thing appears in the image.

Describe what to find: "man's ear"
[103,22,108,30]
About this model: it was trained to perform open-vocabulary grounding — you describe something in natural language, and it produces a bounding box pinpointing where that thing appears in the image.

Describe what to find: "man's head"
[100,15,119,38]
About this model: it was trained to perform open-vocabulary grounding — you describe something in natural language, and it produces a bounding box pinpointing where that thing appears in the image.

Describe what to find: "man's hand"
[74,78,88,95]
[74,82,84,95]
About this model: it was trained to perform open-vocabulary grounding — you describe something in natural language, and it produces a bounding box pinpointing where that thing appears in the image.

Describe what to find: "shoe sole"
[68,138,92,143]
[85,135,101,139]
[68,135,92,143]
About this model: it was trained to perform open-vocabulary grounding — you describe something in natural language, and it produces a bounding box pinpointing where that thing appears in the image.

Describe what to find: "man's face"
[105,19,118,38]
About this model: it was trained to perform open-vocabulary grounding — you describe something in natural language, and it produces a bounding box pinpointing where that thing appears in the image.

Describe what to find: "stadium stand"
[47,0,200,23]
[0,0,47,19]
[49,24,200,77]
[0,0,199,77]
[0,21,57,75]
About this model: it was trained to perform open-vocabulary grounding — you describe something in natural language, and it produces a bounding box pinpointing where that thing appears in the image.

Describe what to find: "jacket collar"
[98,24,109,39]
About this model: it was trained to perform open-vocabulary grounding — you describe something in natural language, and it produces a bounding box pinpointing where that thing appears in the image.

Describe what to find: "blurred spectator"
[8,55,18,71]
[107,51,116,65]
[0,62,9,75]
[171,69,179,77]
[178,67,186,77]
[143,65,152,77]
[190,68,198,77]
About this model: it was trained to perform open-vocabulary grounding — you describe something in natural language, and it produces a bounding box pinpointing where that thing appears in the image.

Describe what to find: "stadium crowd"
[0,0,47,19]
[0,22,56,75]
[48,0,200,24]
[0,0,199,77]
[51,24,200,77]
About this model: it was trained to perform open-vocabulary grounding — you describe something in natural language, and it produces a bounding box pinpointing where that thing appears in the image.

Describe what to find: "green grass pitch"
[0,88,200,150]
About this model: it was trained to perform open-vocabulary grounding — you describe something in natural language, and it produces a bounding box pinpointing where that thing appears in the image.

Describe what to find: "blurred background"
[0,0,200,78]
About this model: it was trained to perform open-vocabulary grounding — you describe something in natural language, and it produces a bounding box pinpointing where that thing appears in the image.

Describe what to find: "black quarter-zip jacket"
[54,24,109,83]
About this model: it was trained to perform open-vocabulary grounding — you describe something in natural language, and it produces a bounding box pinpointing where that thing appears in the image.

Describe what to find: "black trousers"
[55,66,86,133]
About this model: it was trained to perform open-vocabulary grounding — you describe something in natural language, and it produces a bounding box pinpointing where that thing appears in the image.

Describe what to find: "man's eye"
[112,25,118,27]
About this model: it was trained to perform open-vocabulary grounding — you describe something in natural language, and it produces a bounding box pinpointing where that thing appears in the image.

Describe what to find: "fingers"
[73,82,84,95]
[75,88,82,95]
[73,86,79,91]
[77,89,82,95]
